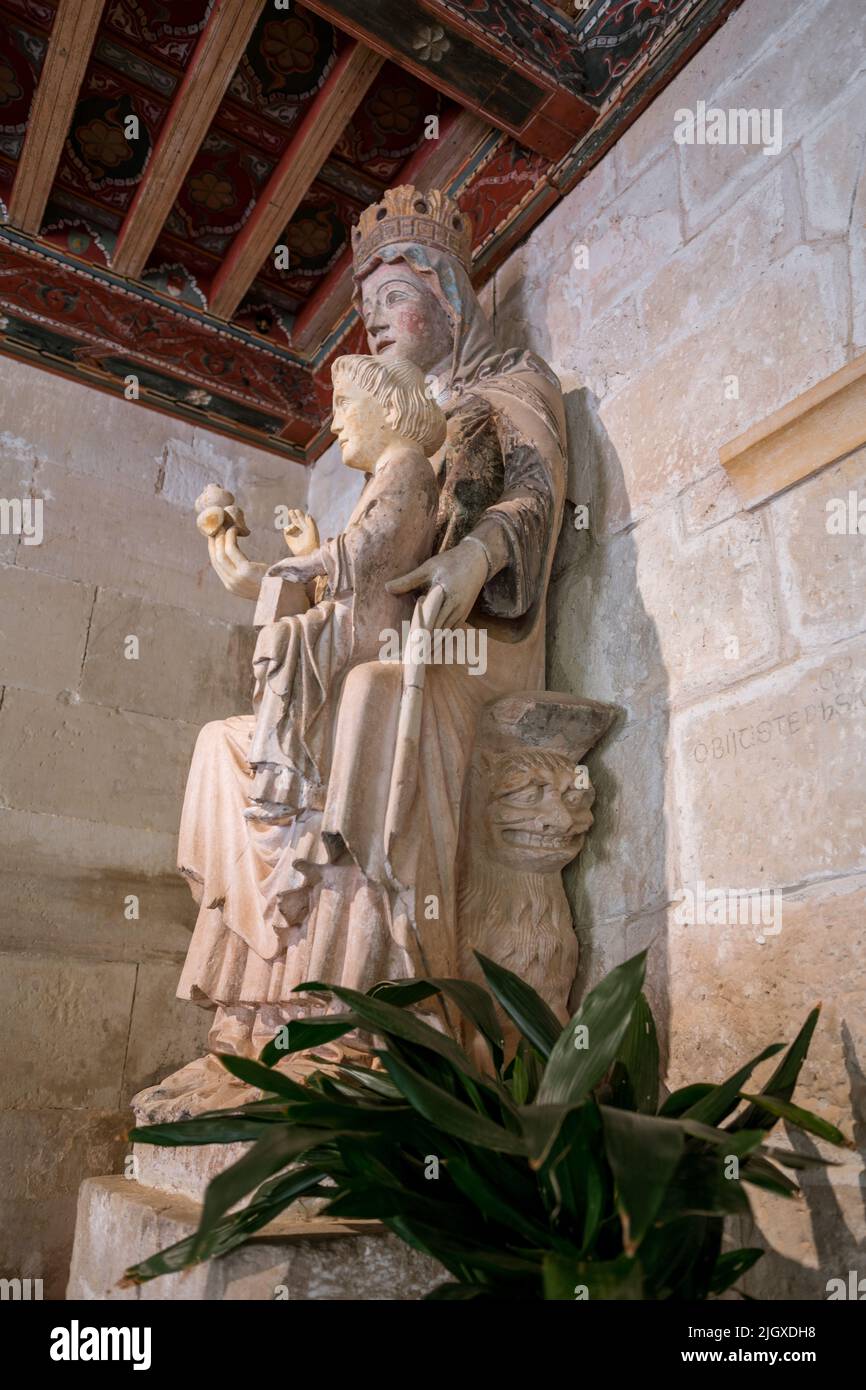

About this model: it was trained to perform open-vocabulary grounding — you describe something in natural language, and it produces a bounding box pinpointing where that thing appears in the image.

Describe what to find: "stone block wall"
[307,0,866,1298]
[486,0,866,1296]
[0,356,307,1296]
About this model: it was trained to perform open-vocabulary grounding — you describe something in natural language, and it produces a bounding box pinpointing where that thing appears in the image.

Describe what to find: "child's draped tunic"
[177,448,439,1009]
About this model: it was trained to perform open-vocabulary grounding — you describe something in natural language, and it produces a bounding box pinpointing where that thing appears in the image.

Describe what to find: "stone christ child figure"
[245,354,445,825]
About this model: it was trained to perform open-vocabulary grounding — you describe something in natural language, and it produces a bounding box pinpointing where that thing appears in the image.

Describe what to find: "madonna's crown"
[352,185,473,274]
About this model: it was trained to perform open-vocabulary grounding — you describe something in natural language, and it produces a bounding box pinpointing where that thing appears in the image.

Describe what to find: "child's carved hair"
[331,354,447,457]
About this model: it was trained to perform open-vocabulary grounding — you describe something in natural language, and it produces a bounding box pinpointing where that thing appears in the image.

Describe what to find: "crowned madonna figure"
[137,187,607,1118]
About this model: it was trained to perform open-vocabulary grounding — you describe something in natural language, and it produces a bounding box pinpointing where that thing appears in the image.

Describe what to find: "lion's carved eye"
[498,785,542,806]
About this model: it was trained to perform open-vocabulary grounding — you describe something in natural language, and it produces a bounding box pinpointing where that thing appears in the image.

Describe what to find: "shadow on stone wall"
[739,1021,866,1299]
[548,386,672,1070]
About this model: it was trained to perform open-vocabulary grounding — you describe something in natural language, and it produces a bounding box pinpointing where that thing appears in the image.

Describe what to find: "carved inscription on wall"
[675,646,866,888]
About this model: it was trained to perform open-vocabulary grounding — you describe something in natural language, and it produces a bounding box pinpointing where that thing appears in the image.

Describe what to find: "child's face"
[332,381,390,472]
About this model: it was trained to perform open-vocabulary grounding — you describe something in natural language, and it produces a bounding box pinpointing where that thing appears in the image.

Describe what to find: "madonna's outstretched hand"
[385,536,492,630]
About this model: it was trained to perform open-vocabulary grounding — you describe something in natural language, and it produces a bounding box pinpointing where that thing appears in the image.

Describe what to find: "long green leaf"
[433,979,506,1073]
[191,1125,331,1259]
[386,1215,541,1283]
[730,1008,820,1132]
[218,1054,312,1101]
[369,980,441,1007]
[520,1101,587,1168]
[331,1063,403,1100]
[680,1119,767,1158]
[542,1103,606,1253]
[129,1117,272,1146]
[474,951,563,1058]
[710,1247,763,1295]
[323,1187,467,1227]
[266,1096,412,1135]
[372,976,505,1073]
[659,1083,715,1117]
[601,1107,684,1252]
[295,982,493,1089]
[259,1013,363,1065]
[739,1151,799,1196]
[612,993,660,1114]
[639,1215,719,1299]
[681,1044,784,1126]
[738,1093,848,1147]
[446,1156,555,1246]
[537,951,647,1106]
[681,1124,783,1192]
[543,1253,643,1301]
[656,1155,751,1221]
[254,1159,339,1204]
[123,1164,327,1283]
[458,1142,546,1221]
[508,1039,545,1106]
[380,1051,525,1154]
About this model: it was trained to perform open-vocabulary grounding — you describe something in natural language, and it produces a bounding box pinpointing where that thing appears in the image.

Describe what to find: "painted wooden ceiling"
[0,0,743,461]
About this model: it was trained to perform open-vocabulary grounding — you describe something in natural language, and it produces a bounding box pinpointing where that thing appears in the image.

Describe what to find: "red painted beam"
[208,41,383,322]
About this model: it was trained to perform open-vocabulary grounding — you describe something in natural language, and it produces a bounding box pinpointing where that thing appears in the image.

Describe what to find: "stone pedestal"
[66,1052,444,1300]
[130,1138,330,1210]
[66,1175,444,1301]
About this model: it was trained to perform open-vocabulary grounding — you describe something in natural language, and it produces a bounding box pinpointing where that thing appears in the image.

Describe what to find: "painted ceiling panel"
[0,0,53,207]
[0,0,745,461]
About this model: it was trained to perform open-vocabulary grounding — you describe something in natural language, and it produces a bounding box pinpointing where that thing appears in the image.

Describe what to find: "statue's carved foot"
[132,1041,380,1125]
[132,1054,257,1125]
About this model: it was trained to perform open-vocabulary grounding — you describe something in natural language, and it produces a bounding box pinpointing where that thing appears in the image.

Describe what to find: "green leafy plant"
[125,950,848,1300]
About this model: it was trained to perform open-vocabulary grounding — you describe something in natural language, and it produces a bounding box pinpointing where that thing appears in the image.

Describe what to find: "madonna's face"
[359,263,454,375]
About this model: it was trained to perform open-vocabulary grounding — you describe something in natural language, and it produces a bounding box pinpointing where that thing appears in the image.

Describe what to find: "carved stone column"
[457,691,615,1056]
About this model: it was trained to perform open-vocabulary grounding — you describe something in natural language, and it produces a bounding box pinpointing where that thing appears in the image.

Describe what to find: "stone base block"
[66,1177,444,1301]
[131,1141,329,1216]
[132,1139,325,1217]
[132,1140,247,1201]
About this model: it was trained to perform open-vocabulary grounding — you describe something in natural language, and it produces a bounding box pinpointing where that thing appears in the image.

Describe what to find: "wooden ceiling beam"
[208,42,383,322]
[291,106,489,354]
[7,0,106,233]
[111,0,264,280]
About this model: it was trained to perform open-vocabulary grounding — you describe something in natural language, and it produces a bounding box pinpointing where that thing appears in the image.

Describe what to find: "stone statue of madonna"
[139,187,597,1117]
